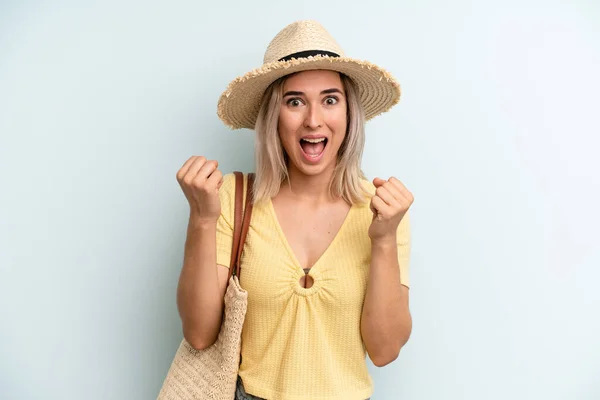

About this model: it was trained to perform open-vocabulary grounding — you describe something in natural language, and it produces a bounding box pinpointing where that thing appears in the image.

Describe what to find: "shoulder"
[218,173,239,216]
[220,172,237,194]
[360,178,376,197]
[353,178,376,208]
[220,171,252,193]
[218,173,236,202]
[219,172,253,208]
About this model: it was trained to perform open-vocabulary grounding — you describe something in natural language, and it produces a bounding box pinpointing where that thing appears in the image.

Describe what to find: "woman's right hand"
[176,156,223,223]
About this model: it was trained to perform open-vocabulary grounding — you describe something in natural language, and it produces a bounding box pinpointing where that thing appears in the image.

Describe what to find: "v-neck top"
[216,173,411,400]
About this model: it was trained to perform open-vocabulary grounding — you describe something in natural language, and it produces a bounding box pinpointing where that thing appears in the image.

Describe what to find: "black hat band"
[278,50,340,62]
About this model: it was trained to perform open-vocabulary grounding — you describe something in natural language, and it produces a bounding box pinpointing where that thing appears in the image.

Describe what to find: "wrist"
[371,235,397,250]
[188,213,218,230]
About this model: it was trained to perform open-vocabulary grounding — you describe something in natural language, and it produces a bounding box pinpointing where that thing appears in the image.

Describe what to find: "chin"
[289,155,336,177]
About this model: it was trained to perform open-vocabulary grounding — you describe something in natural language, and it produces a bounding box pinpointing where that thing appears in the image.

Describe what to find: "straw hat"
[217,20,401,130]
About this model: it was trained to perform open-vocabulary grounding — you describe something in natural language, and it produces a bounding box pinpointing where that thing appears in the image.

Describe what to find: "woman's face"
[278,70,347,178]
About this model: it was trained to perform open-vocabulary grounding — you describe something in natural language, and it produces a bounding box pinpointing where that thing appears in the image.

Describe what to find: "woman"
[175,20,413,400]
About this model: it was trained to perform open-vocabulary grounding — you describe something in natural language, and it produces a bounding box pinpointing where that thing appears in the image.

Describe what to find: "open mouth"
[300,137,328,158]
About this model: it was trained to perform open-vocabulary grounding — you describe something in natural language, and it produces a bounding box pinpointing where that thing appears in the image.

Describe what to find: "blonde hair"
[253,72,367,204]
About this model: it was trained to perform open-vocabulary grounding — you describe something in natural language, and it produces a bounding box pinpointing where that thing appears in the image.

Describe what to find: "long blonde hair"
[253,72,367,204]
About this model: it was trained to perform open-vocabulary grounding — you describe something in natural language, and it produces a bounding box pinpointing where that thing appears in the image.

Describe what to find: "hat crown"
[263,20,345,64]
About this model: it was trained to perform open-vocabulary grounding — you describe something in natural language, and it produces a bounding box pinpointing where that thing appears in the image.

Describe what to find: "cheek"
[328,109,347,136]
[277,112,297,150]
[278,110,299,134]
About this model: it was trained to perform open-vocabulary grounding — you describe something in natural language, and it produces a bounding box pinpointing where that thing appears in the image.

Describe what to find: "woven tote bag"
[158,172,255,400]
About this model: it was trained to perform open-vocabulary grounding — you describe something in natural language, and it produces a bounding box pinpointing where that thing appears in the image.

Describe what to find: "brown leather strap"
[228,172,244,282]
[234,173,255,277]
[227,172,255,281]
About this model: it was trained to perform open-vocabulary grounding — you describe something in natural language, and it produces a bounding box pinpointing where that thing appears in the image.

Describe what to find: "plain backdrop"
[1,1,599,399]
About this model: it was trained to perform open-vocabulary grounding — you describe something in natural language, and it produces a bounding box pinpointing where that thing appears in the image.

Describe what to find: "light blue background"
[1,1,599,399]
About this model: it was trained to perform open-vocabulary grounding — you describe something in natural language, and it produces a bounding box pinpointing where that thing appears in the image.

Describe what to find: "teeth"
[301,138,326,143]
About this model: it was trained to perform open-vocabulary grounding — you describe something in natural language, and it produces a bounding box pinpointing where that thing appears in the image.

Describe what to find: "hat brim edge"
[217,55,401,130]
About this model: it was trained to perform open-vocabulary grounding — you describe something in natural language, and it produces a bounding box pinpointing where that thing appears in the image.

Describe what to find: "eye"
[286,98,303,107]
[324,96,339,105]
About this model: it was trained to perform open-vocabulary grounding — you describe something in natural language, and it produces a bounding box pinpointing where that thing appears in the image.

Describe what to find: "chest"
[238,200,372,309]
[271,198,352,271]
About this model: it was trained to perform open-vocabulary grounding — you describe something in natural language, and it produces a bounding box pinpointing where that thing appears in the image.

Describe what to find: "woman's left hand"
[368,177,414,242]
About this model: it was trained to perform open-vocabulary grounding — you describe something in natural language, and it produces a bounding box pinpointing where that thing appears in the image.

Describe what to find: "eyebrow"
[283,88,344,97]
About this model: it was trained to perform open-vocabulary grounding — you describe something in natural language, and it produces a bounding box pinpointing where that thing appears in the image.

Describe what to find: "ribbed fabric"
[216,173,411,400]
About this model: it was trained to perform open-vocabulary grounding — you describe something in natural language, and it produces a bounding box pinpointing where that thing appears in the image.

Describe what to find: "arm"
[174,156,229,350]
[361,176,414,367]
[361,237,411,367]
[176,218,229,350]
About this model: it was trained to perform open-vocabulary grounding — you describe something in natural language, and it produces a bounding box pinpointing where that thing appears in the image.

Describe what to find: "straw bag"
[158,171,255,400]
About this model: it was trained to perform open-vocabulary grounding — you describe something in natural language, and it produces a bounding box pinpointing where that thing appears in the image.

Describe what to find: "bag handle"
[228,171,255,281]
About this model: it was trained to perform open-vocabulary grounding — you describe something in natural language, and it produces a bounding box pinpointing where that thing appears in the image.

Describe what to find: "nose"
[303,104,323,129]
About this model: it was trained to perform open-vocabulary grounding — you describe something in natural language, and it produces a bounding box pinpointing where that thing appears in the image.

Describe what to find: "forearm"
[361,238,412,367]
[176,215,223,349]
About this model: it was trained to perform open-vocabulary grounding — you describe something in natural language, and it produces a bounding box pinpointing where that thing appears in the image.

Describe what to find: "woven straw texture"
[262,20,345,63]
[157,275,248,400]
[217,20,401,130]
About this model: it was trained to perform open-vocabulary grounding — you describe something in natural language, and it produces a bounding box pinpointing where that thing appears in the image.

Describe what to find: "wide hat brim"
[217,54,401,130]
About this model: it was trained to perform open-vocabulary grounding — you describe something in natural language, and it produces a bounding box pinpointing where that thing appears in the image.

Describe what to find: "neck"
[281,164,338,204]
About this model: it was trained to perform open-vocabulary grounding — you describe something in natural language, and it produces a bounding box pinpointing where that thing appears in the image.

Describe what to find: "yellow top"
[216,173,411,400]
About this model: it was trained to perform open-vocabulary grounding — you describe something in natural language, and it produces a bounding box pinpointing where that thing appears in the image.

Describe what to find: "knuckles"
[176,156,220,190]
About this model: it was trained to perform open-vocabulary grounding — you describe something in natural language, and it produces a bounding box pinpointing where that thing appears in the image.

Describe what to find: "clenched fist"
[176,156,223,223]
[369,176,414,242]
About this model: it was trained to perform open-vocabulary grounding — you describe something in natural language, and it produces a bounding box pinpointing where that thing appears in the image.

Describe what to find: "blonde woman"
[175,20,413,400]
